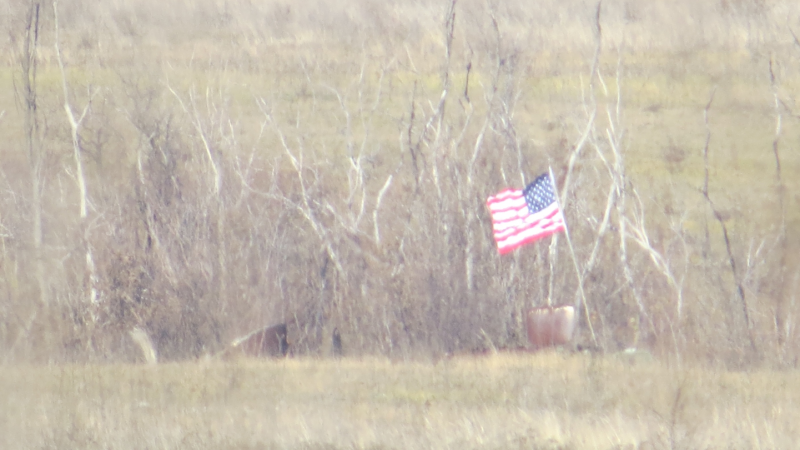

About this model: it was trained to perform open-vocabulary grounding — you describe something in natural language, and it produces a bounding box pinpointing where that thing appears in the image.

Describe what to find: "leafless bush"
[0,0,798,365]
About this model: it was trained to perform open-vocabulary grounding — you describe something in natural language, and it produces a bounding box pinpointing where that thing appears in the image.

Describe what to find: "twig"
[769,56,788,348]
[699,88,756,354]
[373,175,393,245]
[54,0,99,307]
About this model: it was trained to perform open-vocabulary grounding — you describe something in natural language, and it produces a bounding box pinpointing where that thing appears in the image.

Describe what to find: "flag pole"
[548,166,598,347]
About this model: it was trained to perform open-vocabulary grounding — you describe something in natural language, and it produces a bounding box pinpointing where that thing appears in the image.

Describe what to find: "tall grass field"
[1,0,800,448]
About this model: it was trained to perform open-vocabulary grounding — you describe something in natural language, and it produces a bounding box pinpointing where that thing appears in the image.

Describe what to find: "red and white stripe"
[486,189,565,254]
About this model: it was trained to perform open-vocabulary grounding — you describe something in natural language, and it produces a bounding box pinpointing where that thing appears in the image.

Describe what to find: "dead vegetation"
[1,1,800,448]
[0,0,798,367]
[2,354,800,449]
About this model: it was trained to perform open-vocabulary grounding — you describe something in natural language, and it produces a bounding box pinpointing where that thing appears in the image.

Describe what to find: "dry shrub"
[0,0,798,366]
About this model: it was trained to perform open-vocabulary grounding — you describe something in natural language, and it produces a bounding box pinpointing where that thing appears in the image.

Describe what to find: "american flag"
[486,173,566,254]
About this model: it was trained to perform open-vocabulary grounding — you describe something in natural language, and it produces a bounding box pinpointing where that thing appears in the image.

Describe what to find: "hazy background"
[0,0,799,366]
[3,1,800,449]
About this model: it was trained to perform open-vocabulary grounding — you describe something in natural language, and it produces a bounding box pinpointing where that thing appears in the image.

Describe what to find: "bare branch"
[698,89,756,354]
[373,175,393,245]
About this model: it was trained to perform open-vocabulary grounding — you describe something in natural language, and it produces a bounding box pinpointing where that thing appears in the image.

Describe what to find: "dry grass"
[1,3,800,447]
[2,353,799,449]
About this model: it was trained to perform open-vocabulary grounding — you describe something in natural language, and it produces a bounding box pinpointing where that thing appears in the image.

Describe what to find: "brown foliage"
[227,323,289,358]
[0,0,798,367]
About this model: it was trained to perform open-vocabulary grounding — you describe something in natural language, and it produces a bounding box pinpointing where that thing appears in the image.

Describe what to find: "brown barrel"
[525,306,576,349]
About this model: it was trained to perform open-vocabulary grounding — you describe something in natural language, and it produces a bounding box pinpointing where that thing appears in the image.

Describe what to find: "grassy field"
[2,0,800,447]
[3,353,800,449]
